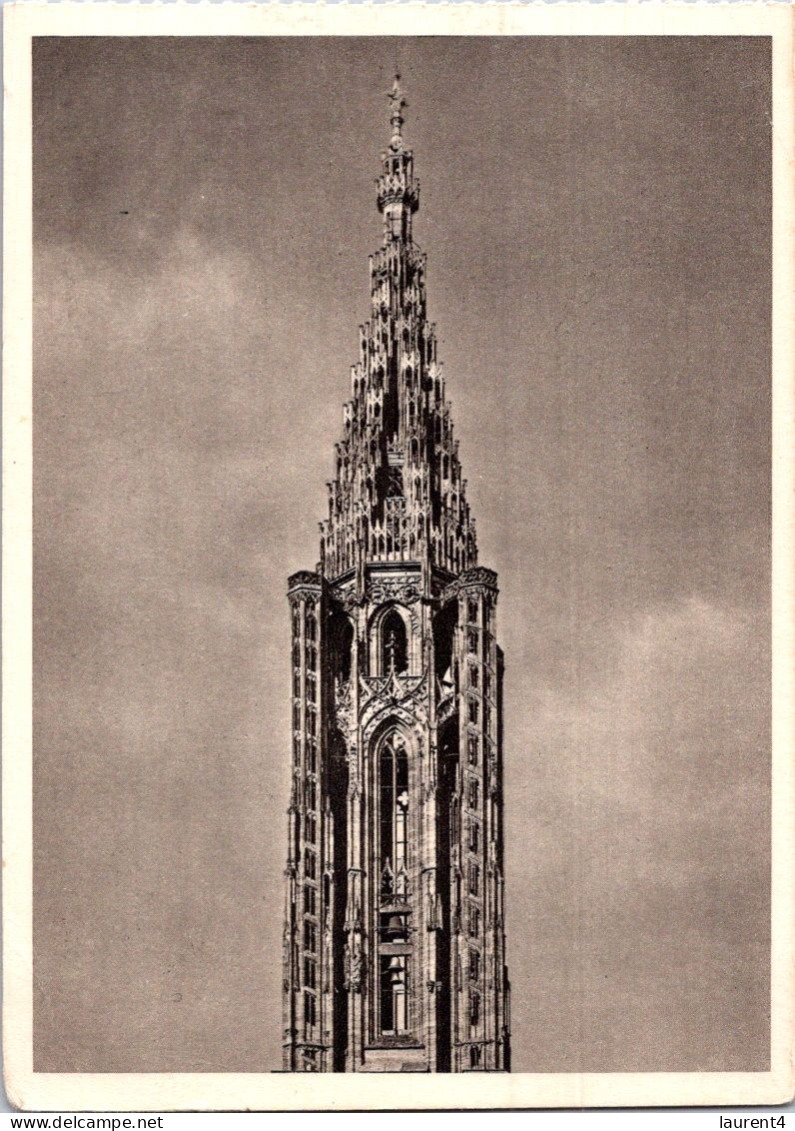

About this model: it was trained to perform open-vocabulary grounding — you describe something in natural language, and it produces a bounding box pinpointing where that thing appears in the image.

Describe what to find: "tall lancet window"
[378,731,411,1037]
[379,731,409,897]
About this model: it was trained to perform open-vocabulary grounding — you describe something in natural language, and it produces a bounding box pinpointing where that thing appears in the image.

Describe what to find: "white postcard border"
[3,1,792,1111]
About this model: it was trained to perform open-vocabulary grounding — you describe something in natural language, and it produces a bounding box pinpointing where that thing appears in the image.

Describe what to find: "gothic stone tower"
[282,78,510,1074]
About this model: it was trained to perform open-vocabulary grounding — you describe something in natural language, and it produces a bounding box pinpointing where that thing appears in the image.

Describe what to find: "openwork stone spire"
[320,77,477,583]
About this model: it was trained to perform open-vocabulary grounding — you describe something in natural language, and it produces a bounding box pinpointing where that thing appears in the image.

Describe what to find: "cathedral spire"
[284,78,510,1075]
[319,80,477,584]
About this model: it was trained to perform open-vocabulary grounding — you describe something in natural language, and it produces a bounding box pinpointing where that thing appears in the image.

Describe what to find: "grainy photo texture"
[21,24,779,1097]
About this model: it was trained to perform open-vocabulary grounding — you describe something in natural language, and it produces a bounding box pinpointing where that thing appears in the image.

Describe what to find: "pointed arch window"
[380,609,408,675]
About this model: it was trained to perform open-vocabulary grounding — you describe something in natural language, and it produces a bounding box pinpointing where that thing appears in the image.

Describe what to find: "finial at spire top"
[388,72,407,150]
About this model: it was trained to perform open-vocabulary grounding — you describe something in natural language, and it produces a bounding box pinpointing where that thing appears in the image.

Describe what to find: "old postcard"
[3,1,793,1112]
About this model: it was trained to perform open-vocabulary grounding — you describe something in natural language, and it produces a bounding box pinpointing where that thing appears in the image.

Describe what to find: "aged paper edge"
[3,1,793,1112]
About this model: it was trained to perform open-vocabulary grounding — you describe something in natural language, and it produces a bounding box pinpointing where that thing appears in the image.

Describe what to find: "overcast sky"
[33,36,771,1072]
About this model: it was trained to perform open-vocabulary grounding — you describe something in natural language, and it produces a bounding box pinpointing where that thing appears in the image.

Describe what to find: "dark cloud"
[32,37,770,1071]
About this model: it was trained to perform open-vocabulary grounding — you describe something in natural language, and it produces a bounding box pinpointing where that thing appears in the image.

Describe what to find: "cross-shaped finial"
[389,73,406,113]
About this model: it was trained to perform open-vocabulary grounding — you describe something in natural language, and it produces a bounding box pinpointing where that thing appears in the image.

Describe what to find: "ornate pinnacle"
[388,72,407,150]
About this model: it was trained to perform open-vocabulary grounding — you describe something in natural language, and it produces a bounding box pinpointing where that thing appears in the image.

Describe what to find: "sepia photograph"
[3,1,793,1112]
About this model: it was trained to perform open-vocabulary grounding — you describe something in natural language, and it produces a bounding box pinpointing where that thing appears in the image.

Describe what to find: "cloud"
[507,595,769,1071]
